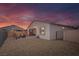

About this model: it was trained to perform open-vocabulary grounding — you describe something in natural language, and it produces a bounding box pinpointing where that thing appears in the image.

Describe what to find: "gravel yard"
[0,38,79,56]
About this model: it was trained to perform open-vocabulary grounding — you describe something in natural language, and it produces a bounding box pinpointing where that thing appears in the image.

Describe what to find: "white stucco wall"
[29,22,50,40]
[63,30,79,43]
[50,25,63,40]
[29,21,72,40]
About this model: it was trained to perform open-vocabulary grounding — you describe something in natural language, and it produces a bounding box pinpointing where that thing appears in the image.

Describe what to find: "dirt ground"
[0,38,79,56]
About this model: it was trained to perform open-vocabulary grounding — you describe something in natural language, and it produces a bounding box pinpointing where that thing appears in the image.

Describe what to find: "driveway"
[0,38,79,56]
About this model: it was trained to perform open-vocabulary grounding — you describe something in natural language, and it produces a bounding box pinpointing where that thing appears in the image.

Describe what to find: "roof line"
[27,20,78,29]
[0,25,24,30]
[27,20,35,29]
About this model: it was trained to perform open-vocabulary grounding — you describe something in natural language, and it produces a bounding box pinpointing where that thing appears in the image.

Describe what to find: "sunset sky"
[0,3,79,29]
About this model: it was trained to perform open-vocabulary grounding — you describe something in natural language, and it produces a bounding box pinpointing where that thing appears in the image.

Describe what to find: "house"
[27,21,76,40]
[0,25,25,46]
[1,25,24,31]
[1,25,25,38]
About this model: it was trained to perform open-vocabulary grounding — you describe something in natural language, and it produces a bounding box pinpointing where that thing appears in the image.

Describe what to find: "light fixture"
[62,27,65,29]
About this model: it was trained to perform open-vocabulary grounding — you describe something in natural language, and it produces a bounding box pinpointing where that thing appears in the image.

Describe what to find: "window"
[40,27,45,35]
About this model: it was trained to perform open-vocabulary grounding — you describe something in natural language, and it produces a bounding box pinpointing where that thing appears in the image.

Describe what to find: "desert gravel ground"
[0,37,79,56]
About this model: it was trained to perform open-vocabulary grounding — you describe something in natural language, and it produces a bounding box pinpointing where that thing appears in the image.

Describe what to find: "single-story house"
[1,25,25,38]
[27,21,76,40]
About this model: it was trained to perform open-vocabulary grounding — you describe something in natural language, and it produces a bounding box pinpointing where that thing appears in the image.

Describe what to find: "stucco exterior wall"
[29,21,73,40]
[50,25,63,40]
[63,30,79,43]
[29,22,50,40]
